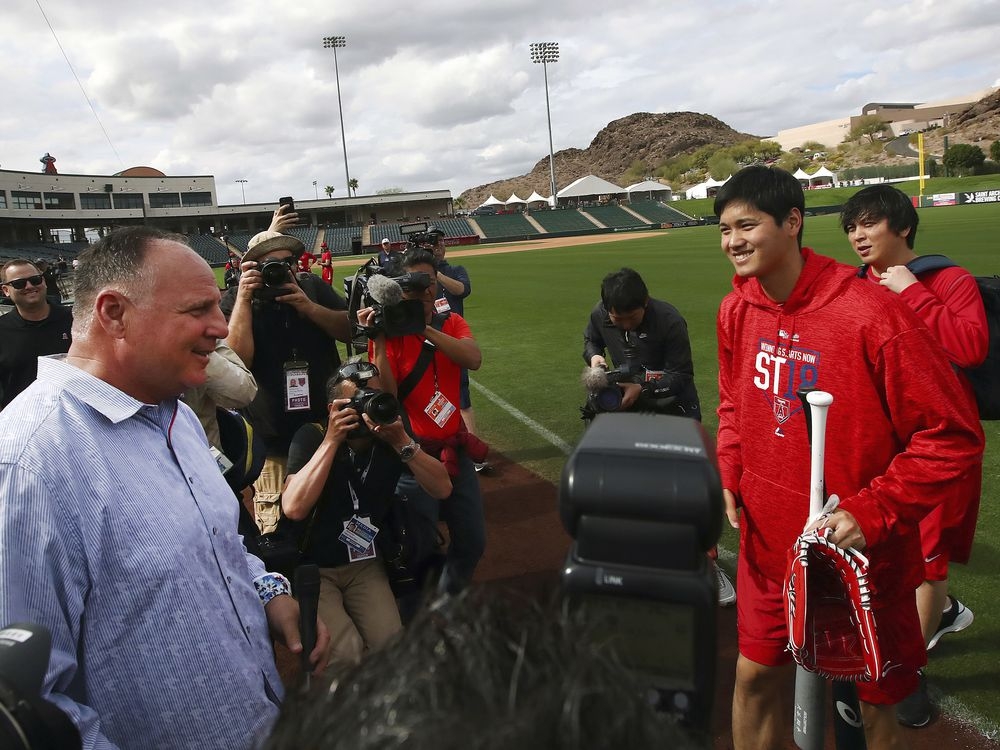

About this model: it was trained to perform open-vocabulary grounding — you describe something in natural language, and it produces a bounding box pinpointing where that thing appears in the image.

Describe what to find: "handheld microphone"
[293,564,321,684]
[367,274,404,306]
[581,366,610,391]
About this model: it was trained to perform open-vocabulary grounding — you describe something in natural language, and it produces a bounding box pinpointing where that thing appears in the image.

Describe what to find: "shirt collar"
[37,355,175,424]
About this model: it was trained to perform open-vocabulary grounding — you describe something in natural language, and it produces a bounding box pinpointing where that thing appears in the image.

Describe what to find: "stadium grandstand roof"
[557,175,626,198]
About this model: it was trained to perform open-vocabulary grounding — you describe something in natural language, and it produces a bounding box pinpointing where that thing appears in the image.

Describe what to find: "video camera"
[400,221,444,252]
[0,623,81,749]
[580,334,644,419]
[344,258,429,350]
[559,413,722,731]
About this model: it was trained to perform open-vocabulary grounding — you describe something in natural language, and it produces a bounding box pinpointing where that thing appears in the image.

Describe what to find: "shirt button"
[226,576,232,584]
[212,527,218,535]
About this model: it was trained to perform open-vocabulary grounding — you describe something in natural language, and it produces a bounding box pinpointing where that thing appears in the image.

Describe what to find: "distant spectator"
[319,241,334,286]
[377,238,398,268]
[0,258,73,409]
[35,258,62,305]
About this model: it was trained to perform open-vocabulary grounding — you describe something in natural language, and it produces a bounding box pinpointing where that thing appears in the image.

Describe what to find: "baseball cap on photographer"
[244,231,305,263]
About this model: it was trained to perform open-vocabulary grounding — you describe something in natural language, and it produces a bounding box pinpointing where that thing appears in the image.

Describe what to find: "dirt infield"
[473,452,999,750]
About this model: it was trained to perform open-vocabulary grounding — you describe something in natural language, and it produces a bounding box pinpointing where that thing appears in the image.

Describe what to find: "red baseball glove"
[784,527,883,682]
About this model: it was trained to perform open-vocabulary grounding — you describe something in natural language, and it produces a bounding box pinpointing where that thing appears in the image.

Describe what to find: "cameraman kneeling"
[583,267,701,420]
[281,361,451,669]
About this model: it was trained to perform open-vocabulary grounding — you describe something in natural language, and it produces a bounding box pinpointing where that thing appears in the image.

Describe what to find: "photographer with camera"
[362,248,487,597]
[582,267,701,421]
[222,230,351,536]
[280,361,451,669]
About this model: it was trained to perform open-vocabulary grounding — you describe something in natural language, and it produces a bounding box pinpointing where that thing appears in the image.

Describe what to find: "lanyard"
[345,445,375,513]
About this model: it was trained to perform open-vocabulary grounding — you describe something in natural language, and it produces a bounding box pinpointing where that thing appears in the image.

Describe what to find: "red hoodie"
[716,248,983,602]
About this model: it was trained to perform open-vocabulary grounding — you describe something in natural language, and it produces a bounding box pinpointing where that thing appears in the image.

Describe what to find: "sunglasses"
[337,361,379,384]
[3,274,44,290]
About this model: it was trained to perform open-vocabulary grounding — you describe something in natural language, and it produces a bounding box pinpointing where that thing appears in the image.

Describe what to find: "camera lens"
[595,386,624,412]
[363,392,399,425]
[260,260,292,287]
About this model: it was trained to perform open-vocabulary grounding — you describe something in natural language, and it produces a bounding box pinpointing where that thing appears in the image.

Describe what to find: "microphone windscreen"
[367,274,403,306]
[0,622,52,695]
[581,366,610,391]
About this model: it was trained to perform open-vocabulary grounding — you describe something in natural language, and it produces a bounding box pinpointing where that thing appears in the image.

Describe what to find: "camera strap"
[396,313,449,402]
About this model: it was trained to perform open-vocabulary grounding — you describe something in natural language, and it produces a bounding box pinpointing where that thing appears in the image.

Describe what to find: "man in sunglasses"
[221,231,351,537]
[0,258,73,409]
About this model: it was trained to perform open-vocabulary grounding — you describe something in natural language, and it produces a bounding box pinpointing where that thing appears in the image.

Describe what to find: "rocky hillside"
[459,112,756,208]
[459,91,1000,206]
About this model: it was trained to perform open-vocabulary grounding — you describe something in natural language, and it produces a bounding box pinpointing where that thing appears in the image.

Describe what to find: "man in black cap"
[221,230,351,535]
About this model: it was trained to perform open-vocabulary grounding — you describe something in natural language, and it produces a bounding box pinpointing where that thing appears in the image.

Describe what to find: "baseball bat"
[792,389,833,750]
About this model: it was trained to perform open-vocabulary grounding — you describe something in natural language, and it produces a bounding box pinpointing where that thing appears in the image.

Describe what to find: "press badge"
[284,361,311,412]
[339,515,378,561]
[644,369,664,382]
[434,297,451,314]
[209,445,234,475]
[424,390,456,428]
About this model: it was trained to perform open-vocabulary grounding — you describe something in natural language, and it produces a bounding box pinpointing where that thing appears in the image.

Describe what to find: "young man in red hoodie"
[841,184,987,727]
[714,166,982,749]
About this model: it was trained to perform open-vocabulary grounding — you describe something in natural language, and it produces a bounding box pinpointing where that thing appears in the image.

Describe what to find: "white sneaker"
[715,563,736,607]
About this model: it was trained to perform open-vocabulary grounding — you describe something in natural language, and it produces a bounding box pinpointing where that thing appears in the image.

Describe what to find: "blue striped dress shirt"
[0,356,282,749]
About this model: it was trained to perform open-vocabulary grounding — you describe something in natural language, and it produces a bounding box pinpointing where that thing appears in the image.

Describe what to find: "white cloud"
[3,0,998,204]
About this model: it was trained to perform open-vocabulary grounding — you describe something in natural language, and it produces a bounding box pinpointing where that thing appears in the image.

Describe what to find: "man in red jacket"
[714,166,982,749]
[841,184,987,727]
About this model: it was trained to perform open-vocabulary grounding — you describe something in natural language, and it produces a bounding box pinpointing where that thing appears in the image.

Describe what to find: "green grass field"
[457,203,1000,733]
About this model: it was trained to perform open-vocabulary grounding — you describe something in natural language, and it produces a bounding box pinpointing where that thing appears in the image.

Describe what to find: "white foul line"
[470,380,574,455]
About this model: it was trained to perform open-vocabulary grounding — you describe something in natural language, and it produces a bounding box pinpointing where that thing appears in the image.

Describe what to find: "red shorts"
[736,560,925,705]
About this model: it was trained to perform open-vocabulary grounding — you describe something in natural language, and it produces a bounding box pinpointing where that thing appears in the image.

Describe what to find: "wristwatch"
[398,439,420,462]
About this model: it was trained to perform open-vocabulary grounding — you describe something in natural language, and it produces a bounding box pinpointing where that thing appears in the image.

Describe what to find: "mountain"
[458,111,757,208]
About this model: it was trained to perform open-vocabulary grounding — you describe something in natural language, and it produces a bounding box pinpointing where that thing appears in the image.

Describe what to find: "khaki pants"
[319,558,402,669]
[253,456,288,534]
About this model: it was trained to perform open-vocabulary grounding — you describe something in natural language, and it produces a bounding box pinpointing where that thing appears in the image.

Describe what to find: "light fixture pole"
[323,35,351,195]
[529,41,559,207]
[235,178,248,204]
[313,180,318,199]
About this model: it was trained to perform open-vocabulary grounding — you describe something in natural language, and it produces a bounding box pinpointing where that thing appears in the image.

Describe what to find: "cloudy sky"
[3,0,998,204]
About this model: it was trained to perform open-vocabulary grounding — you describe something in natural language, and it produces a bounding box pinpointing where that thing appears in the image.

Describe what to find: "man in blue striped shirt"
[0,227,329,749]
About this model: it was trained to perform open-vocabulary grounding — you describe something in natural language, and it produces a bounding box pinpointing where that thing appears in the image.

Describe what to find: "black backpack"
[860,255,999,419]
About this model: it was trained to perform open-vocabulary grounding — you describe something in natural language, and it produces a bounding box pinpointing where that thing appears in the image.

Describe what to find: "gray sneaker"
[714,563,736,607]
[927,595,974,651]
[896,670,931,728]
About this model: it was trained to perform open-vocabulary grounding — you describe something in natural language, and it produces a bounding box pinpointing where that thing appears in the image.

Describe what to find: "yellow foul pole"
[918,133,926,196]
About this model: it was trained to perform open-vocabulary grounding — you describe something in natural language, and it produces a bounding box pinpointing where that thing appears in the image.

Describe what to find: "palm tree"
[348,178,359,197]
[324,185,335,198]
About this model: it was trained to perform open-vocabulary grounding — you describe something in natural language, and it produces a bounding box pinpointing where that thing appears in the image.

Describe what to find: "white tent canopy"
[810,166,836,180]
[793,168,811,181]
[479,194,505,207]
[684,175,729,200]
[505,193,527,205]
[557,174,626,199]
[525,191,549,203]
[626,180,672,200]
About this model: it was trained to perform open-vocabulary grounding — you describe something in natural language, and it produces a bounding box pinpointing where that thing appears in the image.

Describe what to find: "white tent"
[684,176,729,200]
[626,180,672,201]
[479,194,504,207]
[809,166,837,187]
[792,168,811,184]
[525,191,554,208]
[557,175,626,199]
[505,193,527,205]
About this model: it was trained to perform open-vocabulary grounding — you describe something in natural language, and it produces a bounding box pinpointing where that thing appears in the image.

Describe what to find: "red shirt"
[374,314,471,440]
[298,252,315,273]
[716,248,983,600]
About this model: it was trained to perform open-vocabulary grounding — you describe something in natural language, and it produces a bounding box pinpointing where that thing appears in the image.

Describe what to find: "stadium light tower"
[322,35,352,195]
[529,41,559,207]
[235,178,248,204]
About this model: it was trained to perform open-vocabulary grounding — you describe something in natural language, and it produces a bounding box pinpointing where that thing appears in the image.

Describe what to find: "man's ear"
[785,207,803,237]
[93,290,130,338]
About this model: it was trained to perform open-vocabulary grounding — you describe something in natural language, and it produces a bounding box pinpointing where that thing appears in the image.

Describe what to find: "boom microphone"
[367,273,403,306]
[294,564,321,686]
[581,366,610,391]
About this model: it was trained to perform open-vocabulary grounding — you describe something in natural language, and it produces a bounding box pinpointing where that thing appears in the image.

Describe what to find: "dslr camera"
[254,258,297,302]
[343,387,400,437]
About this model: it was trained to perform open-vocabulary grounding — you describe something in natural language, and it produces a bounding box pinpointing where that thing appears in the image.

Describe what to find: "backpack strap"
[857,254,958,279]
[395,312,450,403]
